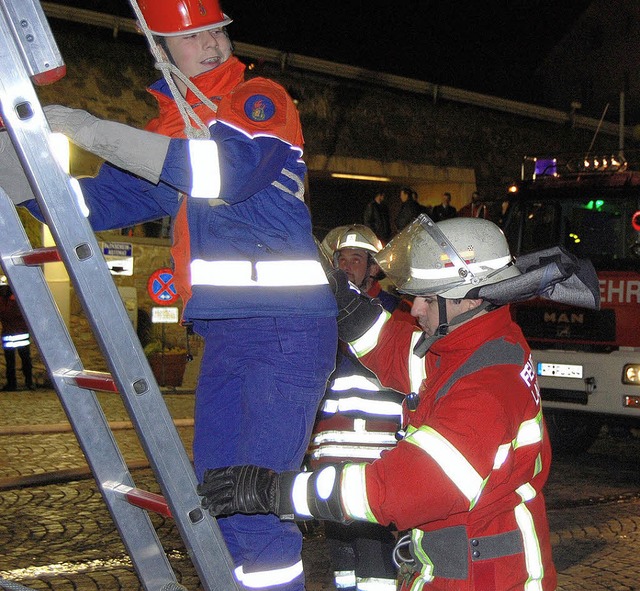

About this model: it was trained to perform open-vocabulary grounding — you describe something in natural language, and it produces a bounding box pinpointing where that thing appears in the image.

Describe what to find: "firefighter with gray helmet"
[322,224,407,314]
[198,214,602,589]
[311,225,415,590]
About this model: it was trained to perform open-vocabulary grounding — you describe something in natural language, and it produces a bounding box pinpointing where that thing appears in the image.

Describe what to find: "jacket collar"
[148,56,246,112]
[430,305,512,355]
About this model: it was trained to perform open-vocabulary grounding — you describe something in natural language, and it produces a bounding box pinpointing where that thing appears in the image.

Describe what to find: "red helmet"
[137,0,233,36]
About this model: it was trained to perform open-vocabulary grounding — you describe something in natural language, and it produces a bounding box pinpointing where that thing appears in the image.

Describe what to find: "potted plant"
[144,339,188,387]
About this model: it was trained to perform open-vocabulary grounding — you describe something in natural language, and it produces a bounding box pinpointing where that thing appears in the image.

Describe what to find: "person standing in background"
[0,280,34,392]
[394,187,422,233]
[411,189,431,217]
[431,191,457,221]
[459,190,488,219]
[363,190,391,243]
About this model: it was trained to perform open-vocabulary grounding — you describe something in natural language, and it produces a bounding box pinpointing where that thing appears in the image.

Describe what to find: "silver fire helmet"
[321,224,383,267]
[375,215,520,298]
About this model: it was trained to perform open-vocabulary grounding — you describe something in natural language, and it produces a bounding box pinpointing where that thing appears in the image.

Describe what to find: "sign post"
[147,268,182,385]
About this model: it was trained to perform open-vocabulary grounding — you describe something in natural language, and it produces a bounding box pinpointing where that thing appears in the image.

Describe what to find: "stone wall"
[4,230,202,389]
[37,20,625,198]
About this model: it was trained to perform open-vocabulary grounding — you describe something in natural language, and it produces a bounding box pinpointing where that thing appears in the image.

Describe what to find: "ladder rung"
[105,481,172,518]
[32,65,67,86]
[58,369,118,392]
[15,246,61,265]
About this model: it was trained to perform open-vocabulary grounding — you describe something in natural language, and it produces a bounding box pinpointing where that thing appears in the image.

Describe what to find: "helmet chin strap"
[359,253,378,291]
[413,296,493,358]
[436,294,449,331]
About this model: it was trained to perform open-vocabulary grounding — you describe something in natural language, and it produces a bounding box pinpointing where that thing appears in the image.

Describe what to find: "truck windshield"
[503,195,638,267]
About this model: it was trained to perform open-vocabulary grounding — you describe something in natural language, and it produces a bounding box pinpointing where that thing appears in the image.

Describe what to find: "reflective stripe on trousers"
[235,560,304,589]
[2,333,30,349]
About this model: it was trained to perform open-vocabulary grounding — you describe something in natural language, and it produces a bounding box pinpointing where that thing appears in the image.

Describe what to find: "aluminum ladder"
[0,1,239,589]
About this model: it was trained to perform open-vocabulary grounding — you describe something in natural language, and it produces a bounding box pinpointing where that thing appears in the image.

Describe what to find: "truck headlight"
[622,364,640,385]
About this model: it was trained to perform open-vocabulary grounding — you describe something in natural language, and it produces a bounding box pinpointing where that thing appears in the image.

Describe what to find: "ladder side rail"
[3,59,243,591]
[0,0,66,84]
[0,4,240,590]
[0,191,180,591]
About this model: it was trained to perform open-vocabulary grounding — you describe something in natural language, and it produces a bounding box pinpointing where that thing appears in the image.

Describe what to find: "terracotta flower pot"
[147,352,187,387]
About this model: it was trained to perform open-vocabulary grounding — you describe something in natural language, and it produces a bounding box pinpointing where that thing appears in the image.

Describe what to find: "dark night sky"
[51,0,593,104]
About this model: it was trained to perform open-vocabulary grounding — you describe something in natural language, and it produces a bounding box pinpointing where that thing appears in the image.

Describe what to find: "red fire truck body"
[502,155,640,453]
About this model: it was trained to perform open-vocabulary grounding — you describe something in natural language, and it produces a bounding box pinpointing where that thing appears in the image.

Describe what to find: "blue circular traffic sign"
[148,268,178,305]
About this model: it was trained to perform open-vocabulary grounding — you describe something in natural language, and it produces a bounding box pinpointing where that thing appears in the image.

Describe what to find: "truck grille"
[514,306,616,345]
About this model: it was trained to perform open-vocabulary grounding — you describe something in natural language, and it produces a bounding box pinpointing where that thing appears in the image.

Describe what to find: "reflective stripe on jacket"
[308,350,405,467]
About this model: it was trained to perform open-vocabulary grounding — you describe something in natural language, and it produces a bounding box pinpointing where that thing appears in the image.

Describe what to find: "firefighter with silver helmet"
[322,224,409,314]
[3,0,337,588]
[310,225,416,591]
[198,214,602,590]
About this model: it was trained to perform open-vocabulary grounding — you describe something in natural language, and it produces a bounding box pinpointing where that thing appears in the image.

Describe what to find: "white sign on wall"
[151,306,179,324]
[102,241,133,276]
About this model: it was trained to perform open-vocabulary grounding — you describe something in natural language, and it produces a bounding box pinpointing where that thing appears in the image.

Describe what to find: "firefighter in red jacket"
[310,225,419,590]
[198,215,602,590]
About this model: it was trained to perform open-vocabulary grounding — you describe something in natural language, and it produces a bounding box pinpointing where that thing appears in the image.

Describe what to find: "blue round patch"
[244,94,276,122]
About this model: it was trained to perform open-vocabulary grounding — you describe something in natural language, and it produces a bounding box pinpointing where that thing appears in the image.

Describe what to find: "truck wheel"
[544,409,602,455]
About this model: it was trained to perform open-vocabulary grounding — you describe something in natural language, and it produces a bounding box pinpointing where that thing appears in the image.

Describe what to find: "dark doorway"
[307,176,402,240]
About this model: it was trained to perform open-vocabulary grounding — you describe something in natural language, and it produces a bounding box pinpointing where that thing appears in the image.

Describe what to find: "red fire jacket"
[346,306,557,590]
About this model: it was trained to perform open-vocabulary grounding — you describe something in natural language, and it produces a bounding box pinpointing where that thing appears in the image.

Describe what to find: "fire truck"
[501,153,640,454]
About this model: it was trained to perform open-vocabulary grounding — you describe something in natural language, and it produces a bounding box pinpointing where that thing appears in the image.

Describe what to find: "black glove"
[327,268,385,342]
[198,465,297,519]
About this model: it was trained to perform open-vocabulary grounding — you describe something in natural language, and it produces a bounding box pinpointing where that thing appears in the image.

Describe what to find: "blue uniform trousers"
[193,316,337,591]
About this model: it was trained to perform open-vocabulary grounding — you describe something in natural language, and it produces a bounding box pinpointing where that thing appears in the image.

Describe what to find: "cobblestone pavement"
[0,389,639,590]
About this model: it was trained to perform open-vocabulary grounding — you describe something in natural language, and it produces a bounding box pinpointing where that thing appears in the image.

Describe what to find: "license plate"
[537,362,583,378]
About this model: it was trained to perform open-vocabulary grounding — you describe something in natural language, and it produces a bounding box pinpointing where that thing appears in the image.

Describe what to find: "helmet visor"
[375,215,479,296]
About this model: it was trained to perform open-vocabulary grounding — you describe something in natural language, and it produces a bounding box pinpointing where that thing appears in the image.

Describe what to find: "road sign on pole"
[147,268,178,306]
